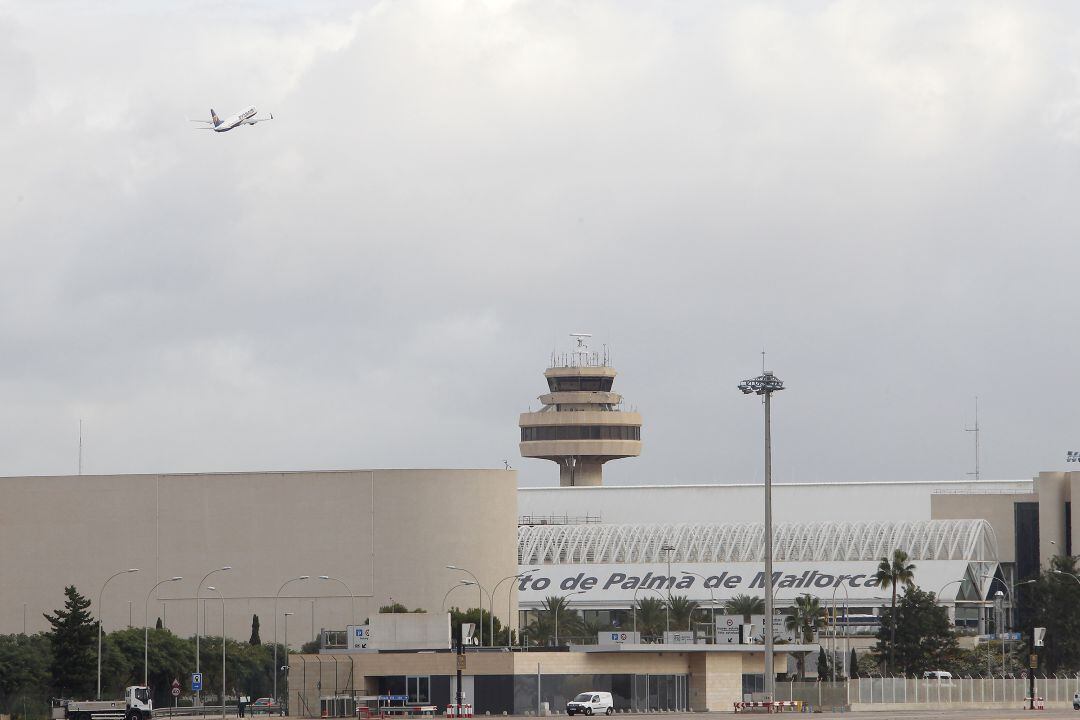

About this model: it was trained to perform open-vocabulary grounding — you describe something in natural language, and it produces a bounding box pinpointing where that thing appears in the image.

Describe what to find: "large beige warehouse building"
[0,469,518,644]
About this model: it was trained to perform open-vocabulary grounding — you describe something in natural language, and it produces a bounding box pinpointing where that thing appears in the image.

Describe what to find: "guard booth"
[319,695,355,718]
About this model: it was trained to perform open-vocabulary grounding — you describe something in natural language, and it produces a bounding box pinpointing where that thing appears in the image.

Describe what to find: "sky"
[1,0,1078,488]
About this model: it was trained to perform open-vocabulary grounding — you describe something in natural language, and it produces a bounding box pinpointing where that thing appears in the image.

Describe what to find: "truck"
[52,686,153,720]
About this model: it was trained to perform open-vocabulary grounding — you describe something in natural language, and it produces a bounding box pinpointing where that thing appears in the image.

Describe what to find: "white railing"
[851,675,1080,705]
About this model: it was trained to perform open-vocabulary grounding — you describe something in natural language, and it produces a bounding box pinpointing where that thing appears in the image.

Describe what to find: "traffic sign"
[456,654,466,670]
[172,679,181,689]
[1034,627,1046,647]
[171,687,181,698]
[191,672,203,692]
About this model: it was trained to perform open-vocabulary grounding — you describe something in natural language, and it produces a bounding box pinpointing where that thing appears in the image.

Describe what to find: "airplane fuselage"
[214,106,259,132]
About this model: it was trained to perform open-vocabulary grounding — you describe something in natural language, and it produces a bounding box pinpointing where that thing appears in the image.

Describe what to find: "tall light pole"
[196,567,232,708]
[491,570,539,648]
[283,612,294,716]
[274,576,309,705]
[680,571,717,641]
[98,568,139,699]
[205,587,227,720]
[318,575,356,627]
[660,545,675,632]
[145,577,183,686]
[739,369,784,700]
[553,591,585,647]
[447,566,487,646]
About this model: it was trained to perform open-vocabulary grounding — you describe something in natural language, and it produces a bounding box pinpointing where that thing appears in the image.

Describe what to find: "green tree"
[155,618,163,630]
[724,594,764,623]
[849,648,857,678]
[874,585,956,675]
[43,586,97,698]
[248,615,261,645]
[523,597,582,646]
[1027,555,1080,672]
[816,646,830,680]
[0,632,53,717]
[632,597,666,641]
[448,607,502,646]
[379,604,425,614]
[665,595,698,632]
[785,595,825,679]
[874,549,916,674]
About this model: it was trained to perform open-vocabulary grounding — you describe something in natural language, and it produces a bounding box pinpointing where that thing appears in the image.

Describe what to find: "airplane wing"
[243,113,274,125]
[187,117,214,124]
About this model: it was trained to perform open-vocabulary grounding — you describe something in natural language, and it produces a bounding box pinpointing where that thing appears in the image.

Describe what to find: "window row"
[546,377,614,392]
[521,425,641,442]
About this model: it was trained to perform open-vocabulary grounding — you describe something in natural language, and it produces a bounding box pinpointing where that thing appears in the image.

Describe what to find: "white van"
[922,671,953,681]
[566,692,613,716]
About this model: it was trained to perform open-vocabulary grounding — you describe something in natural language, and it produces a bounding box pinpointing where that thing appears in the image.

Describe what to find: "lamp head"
[446,565,459,570]
[206,586,217,591]
[127,568,140,573]
[298,575,310,580]
[319,575,331,580]
[170,576,183,581]
[222,566,232,571]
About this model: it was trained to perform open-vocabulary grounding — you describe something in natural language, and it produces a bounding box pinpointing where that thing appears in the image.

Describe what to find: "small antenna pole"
[78,419,83,476]
[761,349,766,372]
[965,397,980,481]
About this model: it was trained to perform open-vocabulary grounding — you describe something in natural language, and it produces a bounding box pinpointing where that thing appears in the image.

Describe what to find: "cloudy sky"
[1,0,1078,487]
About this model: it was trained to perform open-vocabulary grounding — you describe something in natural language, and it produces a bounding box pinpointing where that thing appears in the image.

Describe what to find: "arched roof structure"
[518,519,997,565]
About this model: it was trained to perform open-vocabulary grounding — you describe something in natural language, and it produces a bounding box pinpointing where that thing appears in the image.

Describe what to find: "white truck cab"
[53,686,152,720]
[566,692,613,716]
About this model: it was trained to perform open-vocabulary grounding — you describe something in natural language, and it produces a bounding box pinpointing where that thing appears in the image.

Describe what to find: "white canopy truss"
[518,519,998,565]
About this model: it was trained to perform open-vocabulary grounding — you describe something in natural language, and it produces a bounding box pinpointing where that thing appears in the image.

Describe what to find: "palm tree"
[526,595,583,645]
[724,594,765,623]
[785,594,826,679]
[634,597,666,640]
[665,594,699,631]
[874,548,916,674]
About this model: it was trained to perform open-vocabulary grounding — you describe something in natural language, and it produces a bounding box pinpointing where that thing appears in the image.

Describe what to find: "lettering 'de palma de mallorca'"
[517,570,883,593]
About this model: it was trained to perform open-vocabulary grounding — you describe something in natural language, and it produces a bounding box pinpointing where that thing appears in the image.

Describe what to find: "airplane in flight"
[190,105,274,132]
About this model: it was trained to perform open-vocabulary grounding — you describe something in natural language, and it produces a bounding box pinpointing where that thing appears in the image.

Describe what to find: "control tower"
[519,334,642,486]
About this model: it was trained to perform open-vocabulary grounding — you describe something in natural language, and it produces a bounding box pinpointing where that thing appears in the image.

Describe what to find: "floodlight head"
[738,371,785,396]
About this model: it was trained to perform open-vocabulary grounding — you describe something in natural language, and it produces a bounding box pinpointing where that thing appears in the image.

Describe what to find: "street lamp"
[283,612,294,716]
[660,545,676,632]
[274,576,310,706]
[318,575,356,627]
[442,581,475,612]
[739,368,784,700]
[679,571,717,641]
[145,577,183,686]
[446,566,487,646]
[98,568,139,699]
[196,566,232,708]
[553,591,585,647]
[205,587,226,720]
[491,569,539,648]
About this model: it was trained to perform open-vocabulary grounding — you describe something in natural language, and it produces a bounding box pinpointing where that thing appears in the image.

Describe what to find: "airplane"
[190,105,273,132]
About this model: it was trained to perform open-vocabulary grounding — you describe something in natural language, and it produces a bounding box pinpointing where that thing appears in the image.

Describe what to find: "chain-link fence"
[850,675,1080,705]
[773,681,848,709]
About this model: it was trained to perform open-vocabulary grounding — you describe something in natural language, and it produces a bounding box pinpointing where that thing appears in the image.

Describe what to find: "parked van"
[566,692,613,716]
[922,671,953,680]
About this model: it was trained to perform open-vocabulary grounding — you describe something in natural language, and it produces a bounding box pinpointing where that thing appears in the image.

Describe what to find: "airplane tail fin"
[210,109,221,127]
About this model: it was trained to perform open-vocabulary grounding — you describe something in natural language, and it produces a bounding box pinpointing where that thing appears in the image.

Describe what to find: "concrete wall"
[931,491,1033,563]
[0,469,517,643]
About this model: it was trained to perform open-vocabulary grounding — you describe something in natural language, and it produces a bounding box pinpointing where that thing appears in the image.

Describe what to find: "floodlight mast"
[738,370,784,701]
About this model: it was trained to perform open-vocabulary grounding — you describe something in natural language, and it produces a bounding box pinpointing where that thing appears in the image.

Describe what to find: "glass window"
[406,676,429,704]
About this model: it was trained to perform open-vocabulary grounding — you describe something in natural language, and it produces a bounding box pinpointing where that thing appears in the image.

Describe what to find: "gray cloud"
[1,1,1078,487]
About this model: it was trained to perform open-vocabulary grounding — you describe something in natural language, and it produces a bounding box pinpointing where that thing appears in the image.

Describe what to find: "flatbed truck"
[52,686,153,720]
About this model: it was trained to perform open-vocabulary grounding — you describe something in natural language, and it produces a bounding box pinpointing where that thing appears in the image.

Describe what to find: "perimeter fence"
[851,674,1080,705]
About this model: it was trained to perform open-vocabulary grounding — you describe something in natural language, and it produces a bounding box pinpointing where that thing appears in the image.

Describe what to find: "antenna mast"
[78,419,83,475]
[965,397,980,481]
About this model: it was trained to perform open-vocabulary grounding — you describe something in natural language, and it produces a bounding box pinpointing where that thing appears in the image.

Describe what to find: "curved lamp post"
[196,567,232,707]
[491,569,539,648]
[739,369,784,700]
[553,590,586,647]
[144,576,183,686]
[205,587,226,720]
[318,575,356,627]
[282,612,294,716]
[447,566,487,646]
[679,571,717,639]
[274,576,309,705]
[98,568,139,699]
[442,581,475,612]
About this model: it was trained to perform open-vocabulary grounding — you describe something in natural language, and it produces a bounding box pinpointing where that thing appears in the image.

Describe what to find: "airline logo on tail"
[210,109,222,127]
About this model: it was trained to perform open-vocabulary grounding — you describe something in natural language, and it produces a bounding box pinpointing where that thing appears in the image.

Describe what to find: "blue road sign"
[191,673,203,692]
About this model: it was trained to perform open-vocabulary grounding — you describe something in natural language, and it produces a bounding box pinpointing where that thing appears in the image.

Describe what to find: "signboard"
[663,631,695,645]
[457,654,466,670]
[751,614,796,643]
[1030,653,1039,669]
[171,687,180,698]
[715,614,742,644]
[1034,627,1046,647]
[191,673,203,692]
[598,631,640,645]
[347,624,372,650]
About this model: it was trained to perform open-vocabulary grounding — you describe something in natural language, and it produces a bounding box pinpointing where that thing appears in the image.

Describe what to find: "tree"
[523,597,581,646]
[43,586,97,698]
[665,595,698,631]
[448,607,502,646]
[249,615,261,646]
[1027,555,1080,672]
[816,646,830,681]
[874,549,916,674]
[874,585,956,675]
[632,597,666,641]
[785,595,825,679]
[849,648,858,678]
[155,618,163,630]
[724,594,764,623]
[379,604,425,614]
